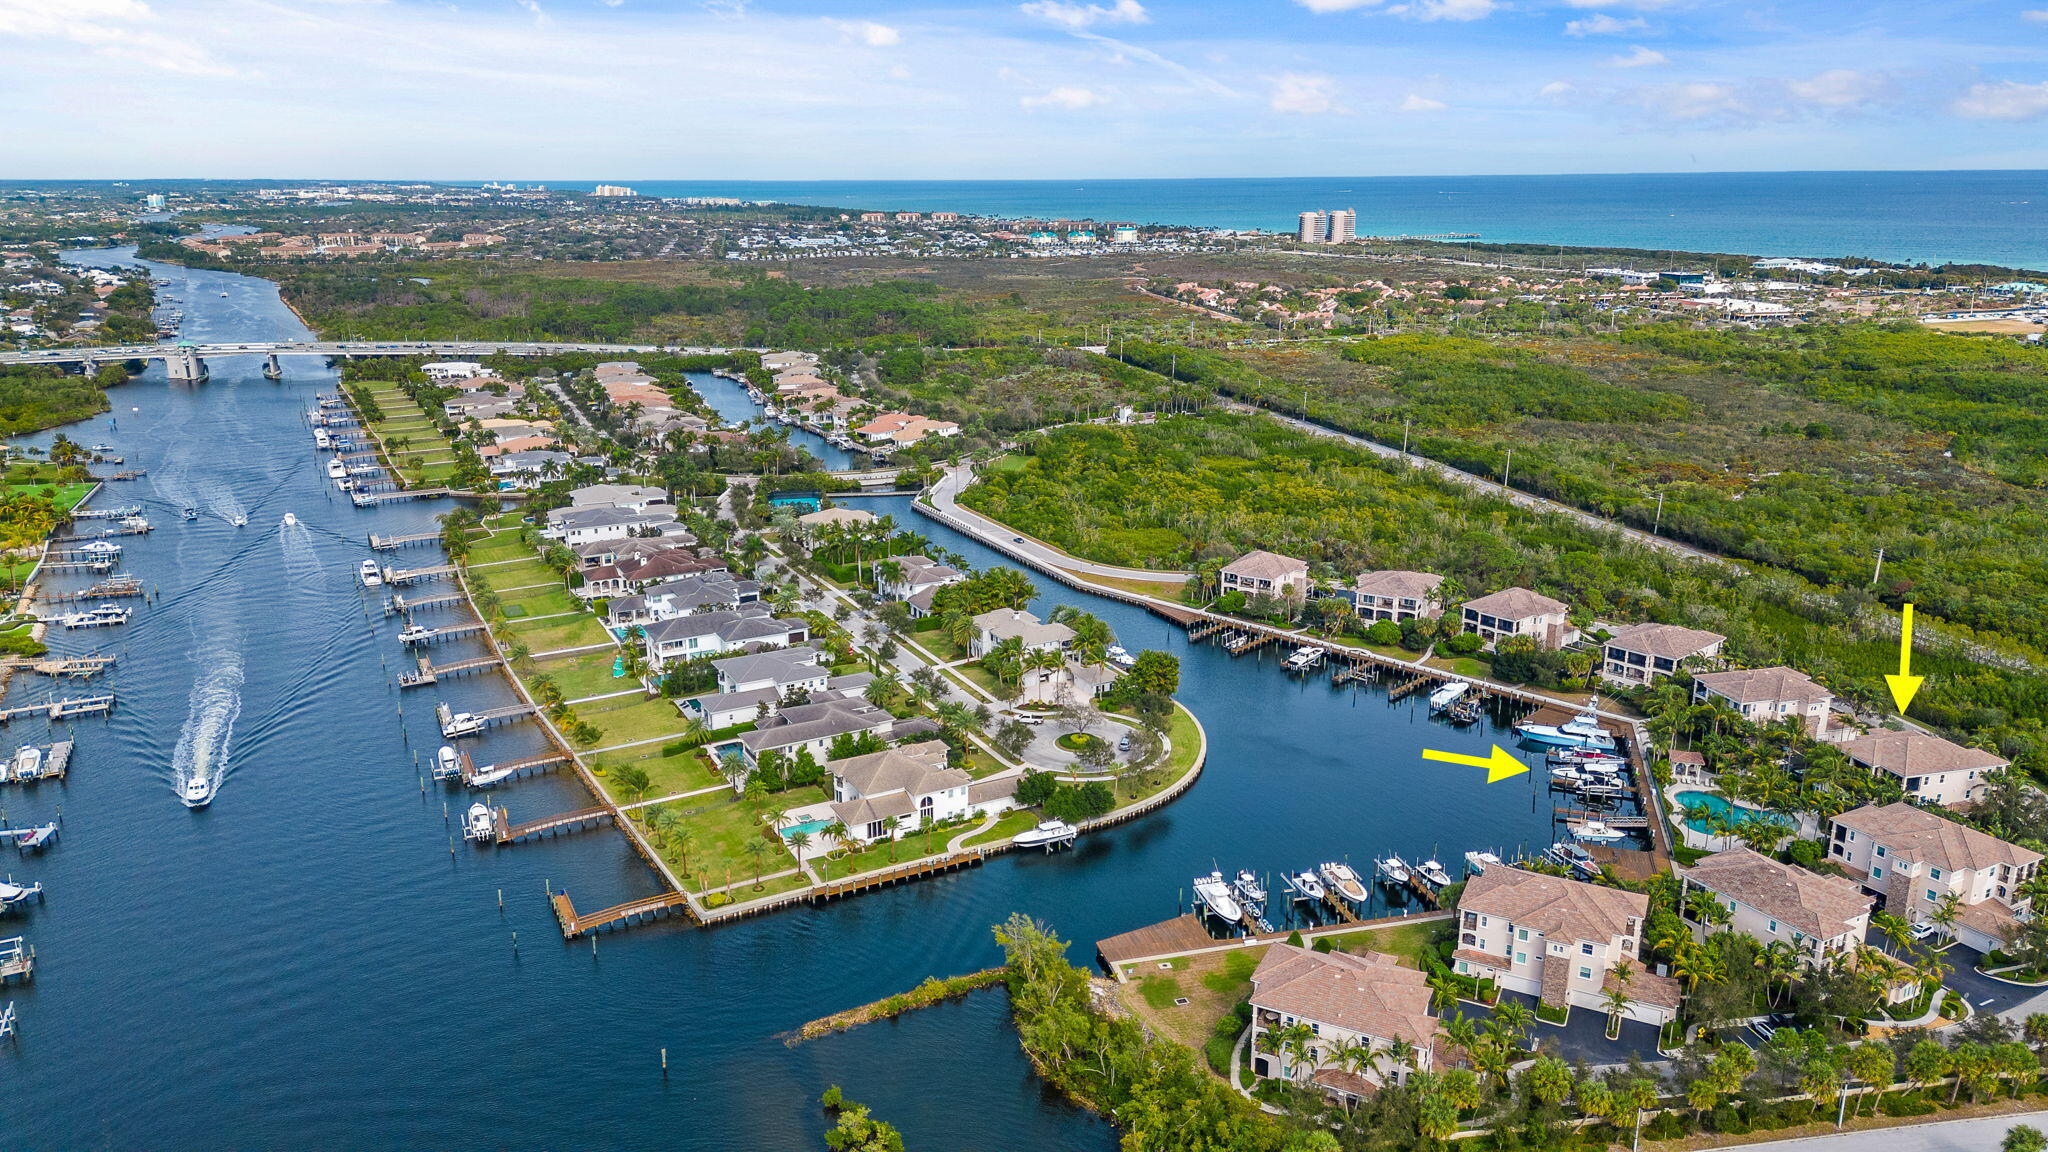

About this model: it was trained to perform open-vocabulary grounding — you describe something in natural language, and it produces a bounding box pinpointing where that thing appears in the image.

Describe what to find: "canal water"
[9,250,1558,1150]
[682,369,859,471]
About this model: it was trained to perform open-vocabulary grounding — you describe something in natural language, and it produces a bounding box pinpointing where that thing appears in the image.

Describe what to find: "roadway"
[0,340,741,365]
[1717,1112,2047,1152]
[926,464,1191,586]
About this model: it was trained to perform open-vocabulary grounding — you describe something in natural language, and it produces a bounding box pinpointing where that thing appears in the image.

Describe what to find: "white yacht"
[9,745,41,781]
[180,771,216,808]
[396,624,436,644]
[1515,707,1617,751]
[1375,855,1412,886]
[1192,870,1244,924]
[1321,861,1370,904]
[441,711,486,738]
[57,603,130,629]
[436,744,461,779]
[359,560,384,587]
[463,802,497,842]
[79,539,122,557]
[1012,819,1077,850]
[1417,859,1454,888]
[313,428,332,449]
[1570,820,1628,844]
[1105,645,1135,669]
[0,879,42,907]
[229,513,248,528]
[118,515,152,532]
[281,512,298,528]
[327,458,347,480]
[1463,850,1502,876]
[1289,869,1326,902]
[1281,646,1324,673]
[1428,680,1471,712]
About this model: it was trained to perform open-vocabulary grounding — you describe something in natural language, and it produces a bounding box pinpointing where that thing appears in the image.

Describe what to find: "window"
[1579,966,1592,980]
[1514,952,1526,965]
[1875,846,1888,859]
[1768,920,1778,933]
[1517,928,1529,942]
[1927,889,1939,902]
[1930,868,1943,881]
[1872,866,1884,879]
[1581,943,1595,956]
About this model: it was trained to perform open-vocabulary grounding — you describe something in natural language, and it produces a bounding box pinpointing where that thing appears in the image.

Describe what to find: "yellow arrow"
[1886,602,1924,714]
[1423,744,1530,783]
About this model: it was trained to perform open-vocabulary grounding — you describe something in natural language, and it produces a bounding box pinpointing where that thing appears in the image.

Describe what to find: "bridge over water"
[0,340,742,375]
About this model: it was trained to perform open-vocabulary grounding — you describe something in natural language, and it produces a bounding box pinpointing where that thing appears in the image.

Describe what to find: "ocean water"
[514,171,2048,271]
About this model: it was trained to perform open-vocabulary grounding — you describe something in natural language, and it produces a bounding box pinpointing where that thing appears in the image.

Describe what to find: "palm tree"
[881,815,903,861]
[1440,1011,1481,1066]
[746,840,769,890]
[822,820,851,860]
[1490,1000,1535,1046]
[787,830,811,867]
[1929,892,1965,942]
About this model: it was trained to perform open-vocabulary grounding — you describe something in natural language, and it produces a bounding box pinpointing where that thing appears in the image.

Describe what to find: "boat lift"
[0,823,59,852]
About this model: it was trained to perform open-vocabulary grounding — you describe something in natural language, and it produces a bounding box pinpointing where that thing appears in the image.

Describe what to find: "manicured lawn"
[1429,656,1493,679]
[1311,919,1449,969]
[591,745,723,803]
[467,536,534,565]
[959,661,1006,697]
[701,869,812,906]
[471,559,558,591]
[909,630,968,664]
[500,585,580,618]
[577,695,690,748]
[814,833,953,881]
[960,806,1041,848]
[642,793,780,893]
[1075,573,1188,599]
[1121,947,1264,1060]
[535,649,633,701]
[507,613,613,653]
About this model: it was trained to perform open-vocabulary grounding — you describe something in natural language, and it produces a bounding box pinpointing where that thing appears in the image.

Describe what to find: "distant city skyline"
[3,0,2045,178]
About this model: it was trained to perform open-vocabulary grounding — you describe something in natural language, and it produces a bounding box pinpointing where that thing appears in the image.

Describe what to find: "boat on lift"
[79,539,122,557]
[463,802,497,843]
[1282,646,1325,673]
[1463,850,1502,876]
[1515,707,1617,751]
[1234,869,1268,907]
[436,744,461,780]
[1105,645,1136,669]
[1288,869,1326,903]
[8,746,40,781]
[1570,820,1628,844]
[1376,855,1412,886]
[1193,870,1245,924]
[56,603,130,629]
[1012,819,1077,850]
[396,624,437,645]
[1428,680,1471,712]
[359,560,384,587]
[118,515,151,532]
[1417,858,1455,888]
[1321,861,1370,904]
[0,879,42,908]
[441,711,486,738]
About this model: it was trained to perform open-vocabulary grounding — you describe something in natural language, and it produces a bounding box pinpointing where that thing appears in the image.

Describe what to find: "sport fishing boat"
[1012,819,1077,850]
[1570,820,1628,845]
[180,770,216,809]
[1463,850,1502,876]
[435,744,461,781]
[8,745,40,781]
[1234,869,1268,907]
[1321,861,1370,904]
[56,603,130,629]
[1193,870,1244,924]
[359,560,384,587]
[441,711,486,738]
[314,428,332,449]
[1428,680,1471,712]
[463,802,497,843]
[1282,646,1324,673]
[396,624,437,645]
[1376,854,1412,886]
[1515,708,1616,751]
[1288,869,1326,903]
[327,458,347,480]
[1417,858,1455,888]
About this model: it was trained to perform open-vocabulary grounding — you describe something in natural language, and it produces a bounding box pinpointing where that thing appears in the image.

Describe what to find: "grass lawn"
[471,559,558,591]
[467,536,534,565]
[643,793,781,892]
[1310,919,1449,968]
[577,696,690,748]
[907,630,968,664]
[507,614,613,653]
[500,585,581,618]
[1428,656,1493,679]
[960,806,1041,848]
[986,454,1028,476]
[535,649,632,701]
[591,745,724,802]
[701,869,812,906]
[1073,573,1188,600]
[814,831,957,881]
[1122,948,1263,1058]
[959,661,1006,697]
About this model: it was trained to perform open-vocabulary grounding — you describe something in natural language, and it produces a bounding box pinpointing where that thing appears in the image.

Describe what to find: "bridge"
[0,340,732,373]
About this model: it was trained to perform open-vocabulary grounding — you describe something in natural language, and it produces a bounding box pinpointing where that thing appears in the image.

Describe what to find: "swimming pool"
[1673,789,1792,834]
[780,819,832,840]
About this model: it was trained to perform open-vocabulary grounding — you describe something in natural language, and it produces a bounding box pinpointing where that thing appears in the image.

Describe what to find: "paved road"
[0,339,732,365]
[1720,1112,2048,1152]
[927,465,1191,585]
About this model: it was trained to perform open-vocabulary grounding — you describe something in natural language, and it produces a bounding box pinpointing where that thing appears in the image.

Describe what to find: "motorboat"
[1193,870,1244,924]
[1321,861,1370,904]
[1289,869,1326,902]
[180,771,215,808]
[1376,855,1412,886]
[463,802,497,843]
[441,711,486,738]
[119,515,152,532]
[1428,680,1471,712]
[1417,858,1454,888]
[1105,644,1136,669]
[1570,820,1628,844]
[57,603,130,629]
[0,879,43,908]
[281,512,298,528]
[327,458,347,479]
[466,764,518,789]
[1551,747,1624,763]
[359,560,384,587]
[9,745,40,781]
[1234,869,1268,907]
[1515,708,1617,751]
[181,505,198,520]
[396,624,436,644]
[1463,850,1501,876]
[436,744,461,780]
[1546,841,1602,878]
[314,428,332,449]
[79,539,122,557]
[1282,646,1324,673]
[1012,819,1077,850]
[229,513,248,528]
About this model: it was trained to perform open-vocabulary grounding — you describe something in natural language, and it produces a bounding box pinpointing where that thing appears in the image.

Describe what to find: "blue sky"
[1,0,2045,177]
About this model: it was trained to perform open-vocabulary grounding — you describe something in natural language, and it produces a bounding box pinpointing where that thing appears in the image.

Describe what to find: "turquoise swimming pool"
[780,819,832,840]
[1673,789,1792,834]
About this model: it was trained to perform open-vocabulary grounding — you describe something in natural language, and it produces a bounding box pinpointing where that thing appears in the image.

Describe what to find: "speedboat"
[1570,820,1628,844]
[1234,869,1268,907]
[463,802,497,842]
[229,513,248,528]
[1377,855,1412,886]
[1012,819,1077,850]
[1515,708,1617,751]
[327,458,347,479]
[436,744,461,780]
[359,560,384,587]
[79,539,122,557]
[180,772,215,808]
[10,745,40,780]
[181,505,198,520]
[1282,646,1324,673]
[1289,869,1326,902]
[1546,841,1601,878]
[1428,680,1471,712]
[1321,861,1370,904]
[441,711,486,738]
[57,604,130,629]
[1464,850,1501,876]
[396,624,436,644]
[1193,870,1245,924]
[0,879,43,908]
[1417,858,1454,888]
[281,512,298,528]
[1105,644,1135,669]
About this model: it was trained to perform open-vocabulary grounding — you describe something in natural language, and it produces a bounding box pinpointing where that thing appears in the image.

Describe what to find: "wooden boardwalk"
[387,591,464,615]
[33,576,143,604]
[0,696,114,724]
[20,654,116,679]
[552,890,696,938]
[810,850,985,904]
[454,748,569,786]
[497,805,613,844]
[383,563,458,586]
[368,531,441,551]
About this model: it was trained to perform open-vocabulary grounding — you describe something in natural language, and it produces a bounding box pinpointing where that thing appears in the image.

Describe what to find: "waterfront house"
[487,449,571,490]
[604,573,761,630]
[761,350,819,372]
[879,555,965,603]
[855,412,962,446]
[541,505,687,546]
[1017,658,1118,706]
[1691,667,1835,738]
[1219,550,1311,604]
[683,648,868,730]
[824,740,996,843]
[568,483,670,514]
[1829,802,2040,951]
[423,361,489,381]
[1350,570,1444,622]
[479,434,562,458]
[1599,622,1727,686]
[795,506,875,542]
[577,551,726,602]
[713,647,828,695]
[1247,944,1440,1101]
[1839,729,2008,808]
[1678,847,1872,965]
[726,697,898,772]
[643,607,810,669]
[969,609,1074,658]
[572,536,704,571]
[1460,588,1574,650]
[1453,867,1679,1026]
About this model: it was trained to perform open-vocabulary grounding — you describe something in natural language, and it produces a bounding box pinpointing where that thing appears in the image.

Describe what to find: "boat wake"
[171,647,243,806]
[279,519,324,592]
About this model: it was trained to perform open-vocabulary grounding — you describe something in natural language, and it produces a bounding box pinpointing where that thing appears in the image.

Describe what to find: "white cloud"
[1020,84,1101,109]
[2021,9,2048,20]
[825,18,900,47]
[0,0,233,75]
[515,0,551,28]
[1400,92,1447,111]
[1561,0,1673,7]
[1952,80,2048,121]
[1019,0,1147,29]
[1537,80,1576,100]
[1291,0,1389,12]
[1269,72,1345,114]
[1564,13,1646,36]
[1787,68,1893,109]
[1402,0,1497,21]
[1606,44,1667,68]
[1629,80,1744,120]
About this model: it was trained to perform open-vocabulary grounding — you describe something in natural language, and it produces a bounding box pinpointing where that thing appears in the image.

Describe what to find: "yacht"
[1192,870,1245,924]
[1233,869,1267,907]
[359,560,384,587]
[79,539,123,557]
[1428,680,1471,712]
[1463,850,1502,876]
[396,624,436,645]
[326,458,347,479]
[1321,861,1369,904]
[181,771,216,808]
[1570,820,1628,844]
[463,802,497,843]
[1551,748,1625,765]
[1012,819,1077,850]
[281,512,298,528]
[1515,708,1617,751]
[57,603,130,629]
[313,428,332,449]
[9,745,41,780]
[0,879,43,908]
[1105,645,1136,669]
[1281,646,1324,673]
[1417,858,1455,888]
[1546,841,1602,878]
[119,515,152,532]
[1376,855,1412,886]
[1288,869,1326,903]
[441,711,487,738]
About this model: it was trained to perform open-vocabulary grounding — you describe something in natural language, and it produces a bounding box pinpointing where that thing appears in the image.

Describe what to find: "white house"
[969,609,1073,658]
[603,573,761,630]
[1461,588,1575,650]
[724,697,898,771]
[825,740,986,842]
[541,505,686,546]
[567,483,670,514]
[878,555,965,603]
[1453,867,1680,1026]
[1839,729,2008,808]
[642,607,809,669]
[1830,802,2041,952]
[1600,622,1727,686]
[1679,847,1873,965]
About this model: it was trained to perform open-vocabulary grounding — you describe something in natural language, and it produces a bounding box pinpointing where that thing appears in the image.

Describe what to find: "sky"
[1,0,2045,178]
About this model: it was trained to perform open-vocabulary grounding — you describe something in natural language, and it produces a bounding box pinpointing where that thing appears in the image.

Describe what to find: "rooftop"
[1841,729,2008,779]
[1250,944,1437,1048]
[1604,622,1727,660]
[1353,569,1443,599]
[1222,549,1309,581]
[1459,867,1646,944]
[1463,587,1568,619]
[1681,847,1873,940]
[1832,802,2041,874]
[1693,666,1830,705]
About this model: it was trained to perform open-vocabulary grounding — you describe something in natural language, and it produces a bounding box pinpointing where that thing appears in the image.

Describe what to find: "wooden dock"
[383,563,458,586]
[34,577,142,604]
[71,505,140,520]
[0,937,31,984]
[1387,671,1445,702]
[552,890,696,938]
[1187,620,1229,642]
[810,850,985,904]
[402,620,487,645]
[496,805,614,844]
[369,531,441,551]
[38,555,115,574]
[0,697,114,724]
[25,655,116,679]
[1553,809,1650,829]
[1331,661,1377,686]
[387,591,465,615]
[455,748,569,786]
[427,654,503,680]
[2,740,71,784]
[352,488,454,507]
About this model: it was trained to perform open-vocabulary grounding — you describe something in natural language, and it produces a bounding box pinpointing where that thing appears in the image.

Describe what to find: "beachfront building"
[1679,847,1872,965]
[1829,802,2041,952]
[1219,550,1311,605]
[1691,667,1836,738]
[1350,570,1444,622]
[643,606,809,669]
[1599,623,1727,686]
[969,609,1074,658]
[1839,729,2009,808]
[1452,867,1680,1026]
[1460,588,1574,650]
[1247,944,1439,1104]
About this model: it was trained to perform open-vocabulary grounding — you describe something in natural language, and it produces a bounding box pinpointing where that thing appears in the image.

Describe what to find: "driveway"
[1868,933,2048,1021]
[1453,990,1667,1069]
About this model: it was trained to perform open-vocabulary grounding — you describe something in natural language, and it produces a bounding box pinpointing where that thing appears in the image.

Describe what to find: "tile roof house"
[1247,944,1440,1101]
[823,740,1003,843]
[1600,623,1727,686]
[725,697,899,770]
[1840,730,2008,808]
[1679,847,1873,964]
[879,555,965,604]
[643,607,809,669]
[1452,867,1678,1025]
[1220,550,1311,603]
[604,573,761,629]
[1461,588,1575,650]
[1691,667,1836,738]
[970,609,1075,657]
[1351,570,1444,621]
[1829,802,2041,951]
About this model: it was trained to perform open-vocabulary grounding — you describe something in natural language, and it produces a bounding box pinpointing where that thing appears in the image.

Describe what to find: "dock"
[24,655,116,679]
[71,505,141,520]
[0,697,114,724]
[382,563,458,586]
[0,1000,14,1041]
[401,620,487,645]
[400,653,503,688]
[38,554,115,574]
[0,937,31,984]
[495,804,614,844]
[368,531,442,551]
[352,488,454,507]
[810,850,985,904]
[387,591,465,615]
[1331,660,1378,686]
[34,577,143,604]
[552,890,696,938]
[1386,671,1445,702]
[2,741,71,784]
[438,747,568,787]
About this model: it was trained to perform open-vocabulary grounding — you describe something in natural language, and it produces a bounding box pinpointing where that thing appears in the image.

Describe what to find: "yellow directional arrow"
[1887,602,1924,714]
[1423,744,1530,783]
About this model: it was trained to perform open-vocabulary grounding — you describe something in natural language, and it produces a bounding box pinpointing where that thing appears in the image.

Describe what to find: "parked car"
[1910,922,1940,942]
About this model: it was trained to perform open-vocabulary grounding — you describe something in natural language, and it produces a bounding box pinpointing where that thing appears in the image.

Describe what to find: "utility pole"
[1870,548,1885,588]
[1652,491,1665,537]
[1401,417,1411,458]
[1501,448,1513,491]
